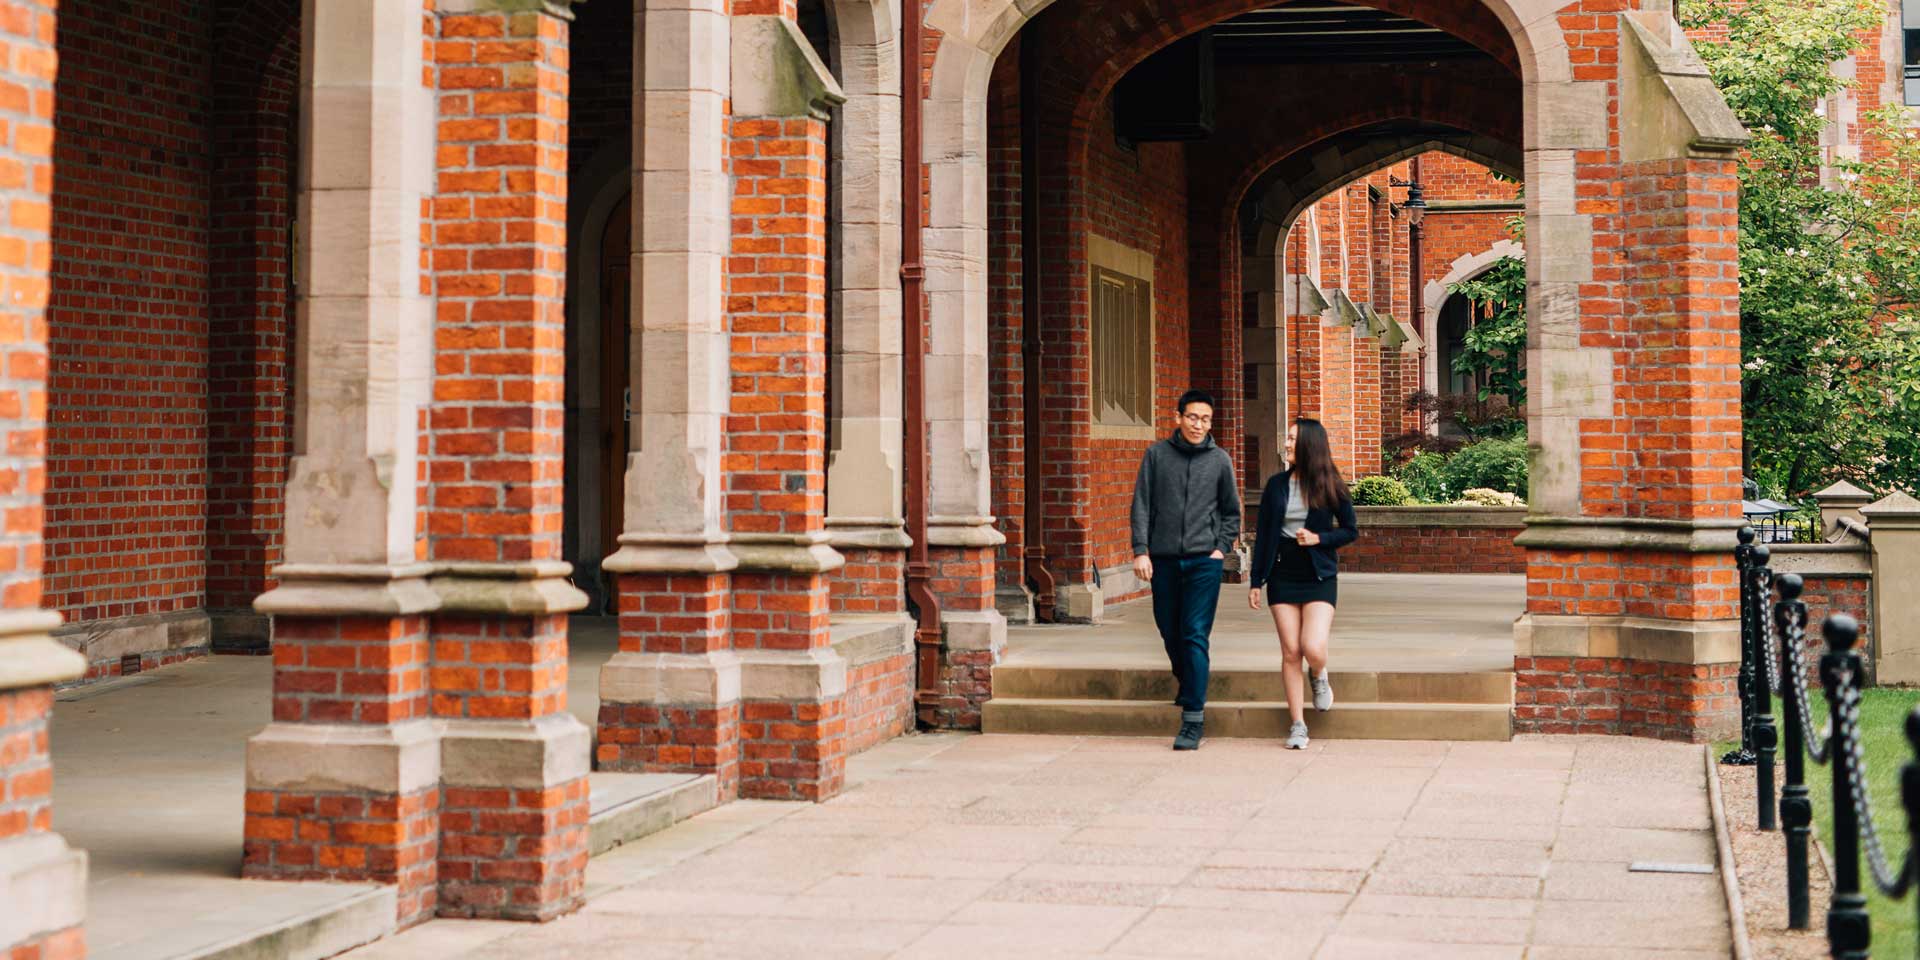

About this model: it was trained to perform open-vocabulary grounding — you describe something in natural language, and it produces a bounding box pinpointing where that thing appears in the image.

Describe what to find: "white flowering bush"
[1453,488,1524,507]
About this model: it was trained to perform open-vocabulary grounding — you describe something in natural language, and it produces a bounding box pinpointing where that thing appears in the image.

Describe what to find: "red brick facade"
[20,0,1915,949]
[0,0,82,954]
[1342,523,1529,575]
[1515,657,1740,740]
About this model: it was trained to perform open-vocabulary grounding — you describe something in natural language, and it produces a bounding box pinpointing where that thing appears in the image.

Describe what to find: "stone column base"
[738,648,848,801]
[1055,583,1103,623]
[597,650,742,801]
[994,584,1034,625]
[926,608,1005,731]
[244,720,443,925]
[438,716,591,920]
[1513,612,1741,742]
[0,833,86,958]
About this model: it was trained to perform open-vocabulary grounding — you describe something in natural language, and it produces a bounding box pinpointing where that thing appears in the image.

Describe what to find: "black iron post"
[1823,613,1870,960]
[1774,573,1811,929]
[1904,706,1920,950]
[1751,543,1777,830]
[1724,525,1758,766]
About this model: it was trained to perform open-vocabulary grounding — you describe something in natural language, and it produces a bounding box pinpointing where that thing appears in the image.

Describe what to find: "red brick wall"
[844,650,913,754]
[208,0,299,624]
[1515,657,1739,741]
[1795,573,1873,676]
[47,0,213,625]
[1341,525,1527,574]
[1085,125,1190,582]
[45,0,297,642]
[1022,55,1193,591]
[1422,154,1519,202]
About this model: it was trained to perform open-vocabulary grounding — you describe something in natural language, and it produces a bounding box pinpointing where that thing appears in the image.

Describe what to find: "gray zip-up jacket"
[1130,433,1242,558]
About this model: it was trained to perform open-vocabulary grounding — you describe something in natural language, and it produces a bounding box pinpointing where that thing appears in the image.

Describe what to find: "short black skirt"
[1264,538,1337,607]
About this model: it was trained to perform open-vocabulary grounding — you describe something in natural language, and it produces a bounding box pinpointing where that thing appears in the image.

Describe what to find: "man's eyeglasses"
[1180,413,1213,424]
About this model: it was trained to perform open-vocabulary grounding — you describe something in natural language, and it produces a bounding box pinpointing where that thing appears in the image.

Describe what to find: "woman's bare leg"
[1300,601,1334,676]
[1270,602,1305,725]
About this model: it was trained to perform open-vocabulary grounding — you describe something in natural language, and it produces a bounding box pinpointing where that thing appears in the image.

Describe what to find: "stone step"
[90,883,395,960]
[991,664,1513,704]
[981,698,1512,741]
[587,771,720,857]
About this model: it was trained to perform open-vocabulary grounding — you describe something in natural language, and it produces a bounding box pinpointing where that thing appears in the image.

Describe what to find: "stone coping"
[1243,495,1527,529]
[829,616,913,668]
[1353,505,1528,528]
[1766,542,1872,577]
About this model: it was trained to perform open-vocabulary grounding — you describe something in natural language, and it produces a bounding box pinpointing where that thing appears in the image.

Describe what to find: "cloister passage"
[921,0,1747,749]
[3,0,1751,951]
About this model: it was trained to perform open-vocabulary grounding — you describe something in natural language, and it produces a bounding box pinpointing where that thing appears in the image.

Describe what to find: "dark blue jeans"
[1150,554,1223,711]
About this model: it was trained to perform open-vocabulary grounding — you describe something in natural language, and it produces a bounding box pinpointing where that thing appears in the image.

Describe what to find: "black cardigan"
[1248,469,1359,588]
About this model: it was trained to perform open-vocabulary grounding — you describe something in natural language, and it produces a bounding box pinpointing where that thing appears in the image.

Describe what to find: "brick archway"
[1422,239,1528,395]
[927,0,1756,741]
[1236,138,1524,480]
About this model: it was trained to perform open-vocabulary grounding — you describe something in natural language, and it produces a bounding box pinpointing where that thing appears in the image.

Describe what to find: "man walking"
[1131,389,1241,750]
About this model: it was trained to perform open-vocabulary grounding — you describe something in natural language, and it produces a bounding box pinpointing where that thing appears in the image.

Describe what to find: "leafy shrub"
[1391,451,1451,504]
[1455,487,1524,507]
[1440,438,1529,498]
[1350,475,1413,506]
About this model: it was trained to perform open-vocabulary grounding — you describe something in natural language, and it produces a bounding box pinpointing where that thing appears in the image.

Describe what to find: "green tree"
[1684,0,1920,496]
[1445,254,1528,417]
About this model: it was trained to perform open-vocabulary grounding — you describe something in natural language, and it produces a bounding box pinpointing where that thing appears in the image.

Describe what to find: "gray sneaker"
[1286,720,1310,750]
[1312,669,1334,712]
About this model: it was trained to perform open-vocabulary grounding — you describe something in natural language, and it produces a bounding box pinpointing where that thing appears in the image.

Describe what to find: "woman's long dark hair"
[1289,418,1349,511]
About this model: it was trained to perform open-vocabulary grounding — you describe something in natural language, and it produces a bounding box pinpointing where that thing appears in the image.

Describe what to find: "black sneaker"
[1173,720,1204,751]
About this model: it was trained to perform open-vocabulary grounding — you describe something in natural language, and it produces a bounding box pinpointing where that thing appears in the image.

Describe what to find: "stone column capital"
[435,0,578,19]
[728,532,846,575]
[429,561,590,616]
[603,534,739,575]
[0,610,78,692]
[255,563,442,617]
[1514,515,1746,554]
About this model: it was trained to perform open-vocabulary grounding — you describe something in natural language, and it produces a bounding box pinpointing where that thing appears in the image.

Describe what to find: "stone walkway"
[1006,573,1524,674]
[342,732,1734,959]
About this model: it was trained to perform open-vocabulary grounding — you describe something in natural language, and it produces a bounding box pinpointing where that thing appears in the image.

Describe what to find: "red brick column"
[0,9,86,952]
[1515,155,1744,742]
[725,98,849,801]
[598,571,740,799]
[596,0,742,804]
[247,0,443,929]
[427,1,588,921]
[1512,10,1747,743]
[244,614,439,922]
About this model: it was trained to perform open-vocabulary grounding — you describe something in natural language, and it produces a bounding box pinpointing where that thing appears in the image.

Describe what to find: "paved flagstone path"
[343,733,1734,959]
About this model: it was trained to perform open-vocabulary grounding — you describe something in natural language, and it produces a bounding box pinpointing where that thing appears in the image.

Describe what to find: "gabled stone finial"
[1813,480,1874,505]
[1861,490,1920,527]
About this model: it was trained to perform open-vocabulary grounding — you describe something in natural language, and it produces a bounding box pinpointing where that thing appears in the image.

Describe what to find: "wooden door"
[599,195,632,559]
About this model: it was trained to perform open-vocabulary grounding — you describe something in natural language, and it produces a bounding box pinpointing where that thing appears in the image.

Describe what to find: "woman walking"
[1248,419,1359,749]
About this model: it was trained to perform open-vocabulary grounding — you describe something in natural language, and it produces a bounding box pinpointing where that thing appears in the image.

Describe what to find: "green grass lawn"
[1722,686,1920,955]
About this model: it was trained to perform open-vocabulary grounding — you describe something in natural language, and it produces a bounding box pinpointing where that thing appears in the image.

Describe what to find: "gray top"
[1281,476,1308,537]
[1129,433,1242,558]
